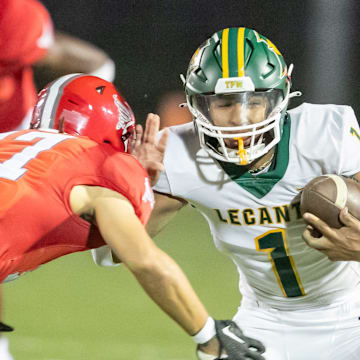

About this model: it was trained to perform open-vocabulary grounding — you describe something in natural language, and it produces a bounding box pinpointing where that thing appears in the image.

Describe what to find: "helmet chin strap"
[233,137,247,165]
[221,140,266,165]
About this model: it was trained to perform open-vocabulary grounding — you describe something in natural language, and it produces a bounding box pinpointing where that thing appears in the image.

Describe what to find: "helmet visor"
[192,89,283,127]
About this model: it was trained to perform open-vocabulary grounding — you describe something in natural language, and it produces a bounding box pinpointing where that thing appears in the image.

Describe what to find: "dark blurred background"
[41,0,359,123]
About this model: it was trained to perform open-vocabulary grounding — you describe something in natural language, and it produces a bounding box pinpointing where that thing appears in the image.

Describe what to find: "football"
[300,175,360,228]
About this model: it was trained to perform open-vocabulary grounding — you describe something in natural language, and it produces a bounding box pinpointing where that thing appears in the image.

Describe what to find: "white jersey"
[154,103,360,310]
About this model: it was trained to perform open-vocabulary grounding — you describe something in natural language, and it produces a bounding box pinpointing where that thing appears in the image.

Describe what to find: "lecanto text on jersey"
[214,202,301,226]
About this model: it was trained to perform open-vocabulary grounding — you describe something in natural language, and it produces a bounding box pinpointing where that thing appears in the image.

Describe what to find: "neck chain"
[248,153,275,174]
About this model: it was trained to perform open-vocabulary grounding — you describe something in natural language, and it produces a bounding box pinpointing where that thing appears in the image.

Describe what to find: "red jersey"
[0,130,154,282]
[0,0,54,131]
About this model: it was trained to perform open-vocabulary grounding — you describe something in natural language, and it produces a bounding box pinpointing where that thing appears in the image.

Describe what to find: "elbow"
[127,250,178,286]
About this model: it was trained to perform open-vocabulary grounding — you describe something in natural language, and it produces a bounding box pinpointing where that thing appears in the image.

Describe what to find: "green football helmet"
[182,27,301,164]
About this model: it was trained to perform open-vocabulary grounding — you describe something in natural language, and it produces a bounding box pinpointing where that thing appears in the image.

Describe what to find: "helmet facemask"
[189,86,290,164]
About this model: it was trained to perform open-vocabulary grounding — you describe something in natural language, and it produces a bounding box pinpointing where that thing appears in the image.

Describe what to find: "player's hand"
[196,320,265,360]
[131,113,168,186]
[302,207,360,261]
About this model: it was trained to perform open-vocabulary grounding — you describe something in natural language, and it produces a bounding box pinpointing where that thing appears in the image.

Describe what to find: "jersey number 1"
[255,229,305,297]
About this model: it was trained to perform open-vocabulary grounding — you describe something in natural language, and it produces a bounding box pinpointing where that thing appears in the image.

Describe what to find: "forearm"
[146,209,180,238]
[93,195,206,334]
[146,192,187,237]
[128,248,208,335]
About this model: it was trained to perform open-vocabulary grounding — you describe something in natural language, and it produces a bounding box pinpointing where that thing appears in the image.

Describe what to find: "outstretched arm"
[90,190,206,335]
[89,190,265,359]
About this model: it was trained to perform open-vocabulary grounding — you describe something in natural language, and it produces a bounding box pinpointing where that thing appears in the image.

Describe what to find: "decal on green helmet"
[253,30,287,79]
[214,77,255,93]
[189,39,211,75]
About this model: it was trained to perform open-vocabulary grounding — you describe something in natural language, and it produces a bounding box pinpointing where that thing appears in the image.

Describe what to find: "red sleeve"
[101,153,154,226]
[0,0,54,72]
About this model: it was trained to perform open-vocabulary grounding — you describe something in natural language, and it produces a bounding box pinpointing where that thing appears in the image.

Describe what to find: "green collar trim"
[218,116,291,198]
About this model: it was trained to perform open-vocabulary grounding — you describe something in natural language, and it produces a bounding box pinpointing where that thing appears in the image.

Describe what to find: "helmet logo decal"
[112,94,134,133]
[253,31,282,56]
[226,80,244,89]
[253,31,285,78]
[189,39,211,74]
[215,77,255,93]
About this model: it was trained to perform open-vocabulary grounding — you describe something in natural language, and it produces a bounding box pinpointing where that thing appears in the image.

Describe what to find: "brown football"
[300,175,360,228]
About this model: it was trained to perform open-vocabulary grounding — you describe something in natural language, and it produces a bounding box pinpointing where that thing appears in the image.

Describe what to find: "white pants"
[233,297,360,360]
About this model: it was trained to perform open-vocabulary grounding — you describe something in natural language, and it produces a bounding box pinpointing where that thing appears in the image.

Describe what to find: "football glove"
[0,322,14,332]
[197,320,265,360]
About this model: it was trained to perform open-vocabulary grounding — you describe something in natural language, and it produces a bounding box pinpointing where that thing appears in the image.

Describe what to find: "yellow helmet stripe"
[221,28,229,78]
[237,27,245,77]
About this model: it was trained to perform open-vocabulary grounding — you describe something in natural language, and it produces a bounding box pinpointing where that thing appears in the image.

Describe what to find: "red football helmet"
[31,73,136,153]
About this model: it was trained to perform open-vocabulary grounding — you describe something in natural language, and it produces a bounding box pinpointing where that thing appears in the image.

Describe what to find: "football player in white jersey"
[145,27,360,360]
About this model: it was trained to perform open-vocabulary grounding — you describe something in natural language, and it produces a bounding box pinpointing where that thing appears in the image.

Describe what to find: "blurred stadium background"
[3,0,360,359]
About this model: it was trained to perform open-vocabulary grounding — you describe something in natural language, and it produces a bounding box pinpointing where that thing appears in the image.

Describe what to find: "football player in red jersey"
[0,2,115,355]
[0,74,264,360]
[0,0,115,132]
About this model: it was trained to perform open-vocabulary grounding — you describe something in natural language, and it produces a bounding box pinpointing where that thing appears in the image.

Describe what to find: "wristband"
[192,317,216,344]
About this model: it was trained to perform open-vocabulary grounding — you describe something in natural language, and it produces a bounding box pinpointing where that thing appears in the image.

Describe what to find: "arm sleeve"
[153,167,173,194]
[91,246,121,267]
[101,153,154,225]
